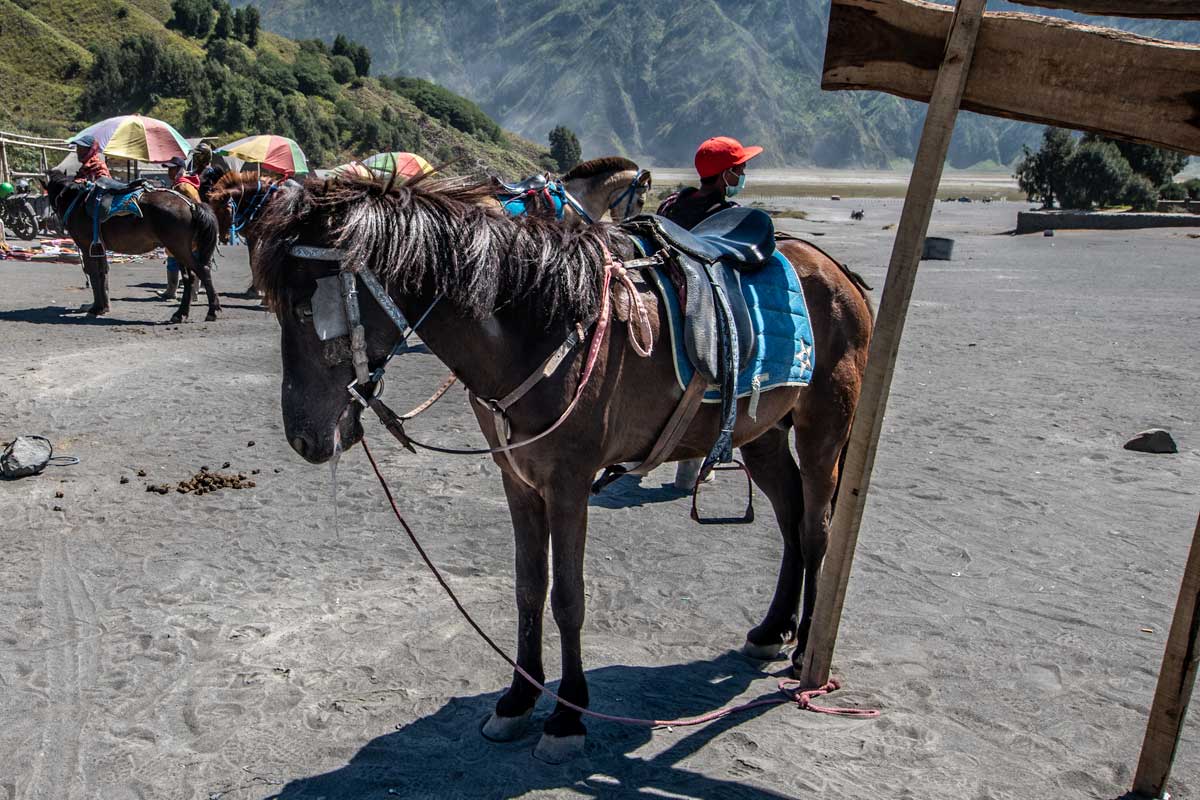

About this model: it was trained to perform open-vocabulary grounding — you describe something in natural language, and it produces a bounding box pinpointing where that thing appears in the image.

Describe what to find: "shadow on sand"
[588,474,691,510]
[0,305,159,327]
[268,653,800,800]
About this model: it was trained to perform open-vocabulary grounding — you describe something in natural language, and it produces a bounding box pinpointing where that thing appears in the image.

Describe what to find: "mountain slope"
[0,0,546,174]
[241,0,1199,168]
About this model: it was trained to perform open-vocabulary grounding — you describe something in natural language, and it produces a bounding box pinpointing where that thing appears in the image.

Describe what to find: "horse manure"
[53,505,63,512]
[222,462,231,469]
[145,469,258,497]
[119,476,129,484]
[251,469,260,475]
[136,469,147,477]
[54,490,64,498]
[247,440,256,447]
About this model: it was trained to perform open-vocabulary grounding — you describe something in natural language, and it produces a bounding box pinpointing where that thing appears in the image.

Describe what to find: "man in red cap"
[657,136,762,489]
[657,135,763,230]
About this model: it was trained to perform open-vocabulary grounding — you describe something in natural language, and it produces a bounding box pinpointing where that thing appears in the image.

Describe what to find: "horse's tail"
[191,201,219,268]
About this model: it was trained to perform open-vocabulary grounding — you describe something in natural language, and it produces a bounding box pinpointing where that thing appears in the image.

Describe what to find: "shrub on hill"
[382,76,502,144]
[169,0,213,38]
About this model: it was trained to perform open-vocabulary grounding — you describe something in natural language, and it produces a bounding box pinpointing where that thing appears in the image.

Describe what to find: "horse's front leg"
[482,472,549,742]
[535,476,592,763]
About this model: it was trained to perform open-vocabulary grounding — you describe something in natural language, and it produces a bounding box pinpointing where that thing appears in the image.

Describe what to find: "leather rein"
[287,244,654,478]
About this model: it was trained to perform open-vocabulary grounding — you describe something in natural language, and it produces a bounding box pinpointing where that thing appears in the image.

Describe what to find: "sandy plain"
[0,198,1197,799]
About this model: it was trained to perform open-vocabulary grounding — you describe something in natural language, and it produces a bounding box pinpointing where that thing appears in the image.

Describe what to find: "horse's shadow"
[589,474,690,509]
[0,305,158,327]
[268,653,798,800]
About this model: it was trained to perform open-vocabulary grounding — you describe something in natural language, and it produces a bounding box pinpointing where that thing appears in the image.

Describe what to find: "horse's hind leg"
[170,268,194,324]
[82,254,110,316]
[483,473,549,743]
[194,262,221,321]
[790,402,853,674]
[740,427,806,659]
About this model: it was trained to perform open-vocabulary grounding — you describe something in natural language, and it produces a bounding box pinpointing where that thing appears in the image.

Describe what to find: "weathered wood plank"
[823,0,1200,154]
[1132,513,1200,799]
[1011,0,1200,20]
[799,0,988,690]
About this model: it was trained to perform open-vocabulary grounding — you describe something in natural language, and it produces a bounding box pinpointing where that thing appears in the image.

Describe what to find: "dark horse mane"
[560,156,638,183]
[255,176,617,330]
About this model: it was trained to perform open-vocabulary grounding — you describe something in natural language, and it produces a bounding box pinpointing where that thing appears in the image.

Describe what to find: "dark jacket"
[656,186,736,230]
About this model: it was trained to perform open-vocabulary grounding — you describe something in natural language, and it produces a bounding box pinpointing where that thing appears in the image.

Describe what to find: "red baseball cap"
[695,136,763,179]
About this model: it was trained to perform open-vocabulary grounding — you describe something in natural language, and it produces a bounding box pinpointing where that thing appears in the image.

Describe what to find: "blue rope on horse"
[608,170,648,221]
[230,180,277,241]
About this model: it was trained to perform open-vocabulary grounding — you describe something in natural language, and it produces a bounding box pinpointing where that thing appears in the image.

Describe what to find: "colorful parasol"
[71,114,191,163]
[216,135,309,176]
[329,161,375,179]
[361,152,434,179]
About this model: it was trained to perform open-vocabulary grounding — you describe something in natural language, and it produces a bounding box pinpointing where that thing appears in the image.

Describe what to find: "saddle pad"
[647,250,815,403]
[105,191,144,220]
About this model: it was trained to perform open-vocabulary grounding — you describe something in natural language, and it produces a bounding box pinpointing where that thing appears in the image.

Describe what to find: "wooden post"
[1132,513,1200,799]
[0,140,9,184]
[799,0,989,689]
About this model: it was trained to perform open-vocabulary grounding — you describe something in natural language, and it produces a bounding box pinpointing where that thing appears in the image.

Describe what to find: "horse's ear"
[637,170,652,187]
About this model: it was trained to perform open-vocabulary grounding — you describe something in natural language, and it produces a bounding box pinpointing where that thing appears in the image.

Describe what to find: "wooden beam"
[1133,513,1200,799]
[823,0,1200,154]
[1010,0,1200,20]
[799,0,989,689]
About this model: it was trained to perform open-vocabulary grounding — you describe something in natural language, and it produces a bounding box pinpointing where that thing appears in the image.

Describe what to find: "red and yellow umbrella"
[330,161,375,179]
[362,152,434,179]
[71,114,191,162]
[216,135,309,176]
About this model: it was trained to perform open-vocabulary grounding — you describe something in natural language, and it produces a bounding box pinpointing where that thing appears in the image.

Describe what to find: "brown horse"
[43,172,220,322]
[253,177,873,762]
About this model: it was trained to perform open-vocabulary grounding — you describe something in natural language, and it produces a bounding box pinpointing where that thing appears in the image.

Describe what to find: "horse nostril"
[290,435,311,458]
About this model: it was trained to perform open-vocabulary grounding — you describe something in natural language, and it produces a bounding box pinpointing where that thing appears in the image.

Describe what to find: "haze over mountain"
[238,0,1198,169]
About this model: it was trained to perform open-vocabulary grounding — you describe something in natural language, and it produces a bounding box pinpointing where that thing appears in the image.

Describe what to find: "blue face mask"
[725,171,746,198]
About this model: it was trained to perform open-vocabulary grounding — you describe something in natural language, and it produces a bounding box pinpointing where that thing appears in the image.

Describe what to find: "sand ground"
[0,200,1197,799]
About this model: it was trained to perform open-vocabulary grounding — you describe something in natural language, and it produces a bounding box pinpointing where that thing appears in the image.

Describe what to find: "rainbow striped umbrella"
[217,135,309,176]
[71,114,191,163]
[362,152,433,179]
[330,161,375,179]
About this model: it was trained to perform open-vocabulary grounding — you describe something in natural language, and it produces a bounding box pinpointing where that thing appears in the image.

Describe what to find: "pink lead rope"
[360,438,880,727]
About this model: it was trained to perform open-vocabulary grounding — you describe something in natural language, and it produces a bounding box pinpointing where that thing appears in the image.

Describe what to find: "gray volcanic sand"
[0,201,1196,799]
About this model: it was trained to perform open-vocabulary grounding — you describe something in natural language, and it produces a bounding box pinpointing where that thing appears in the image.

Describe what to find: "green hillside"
[240,0,1199,168]
[0,0,547,173]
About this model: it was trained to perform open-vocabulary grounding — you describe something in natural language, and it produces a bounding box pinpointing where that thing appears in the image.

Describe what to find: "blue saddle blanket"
[92,189,144,222]
[646,250,815,403]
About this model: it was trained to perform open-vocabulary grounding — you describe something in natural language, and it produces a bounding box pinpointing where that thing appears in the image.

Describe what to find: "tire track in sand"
[23,534,99,800]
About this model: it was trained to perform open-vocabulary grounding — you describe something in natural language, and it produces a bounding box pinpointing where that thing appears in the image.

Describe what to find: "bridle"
[285,242,653,483]
[227,179,279,244]
[608,169,651,221]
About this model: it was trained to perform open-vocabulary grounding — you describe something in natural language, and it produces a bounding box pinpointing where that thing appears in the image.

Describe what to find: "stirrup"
[690,460,755,525]
[89,241,106,258]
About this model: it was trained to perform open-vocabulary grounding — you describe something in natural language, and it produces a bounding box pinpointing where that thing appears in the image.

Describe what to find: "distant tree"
[169,0,213,37]
[329,55,355,84]
[1184,178,1200,200]
[81,34,202,118]
[243,6,260,47]
[384,76,502,142]
[1160,182,1188,201]
[212,2,233,39]
[548,125,581,172]
[1014,127,1074,209]
[292,50,338,100]
[231,7,246,40]
[1060,140,1133,210]
[1122,175,1159,211]
[1083,134,1189,189]
[333,35,372,77]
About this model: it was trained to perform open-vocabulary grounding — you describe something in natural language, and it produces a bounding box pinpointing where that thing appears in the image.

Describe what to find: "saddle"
[496,173,549,195]
[613,207,778,483]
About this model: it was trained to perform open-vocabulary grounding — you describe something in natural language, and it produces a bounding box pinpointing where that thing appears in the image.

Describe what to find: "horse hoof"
[86,306,110,317]
[740,640,784,660]
[205,311,219,322]
[481,709,533,742]
[533,733,585,764]
[169,314,187,324]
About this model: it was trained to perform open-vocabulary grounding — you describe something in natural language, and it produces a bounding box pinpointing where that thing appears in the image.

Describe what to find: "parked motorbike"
[0,179,40,240]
